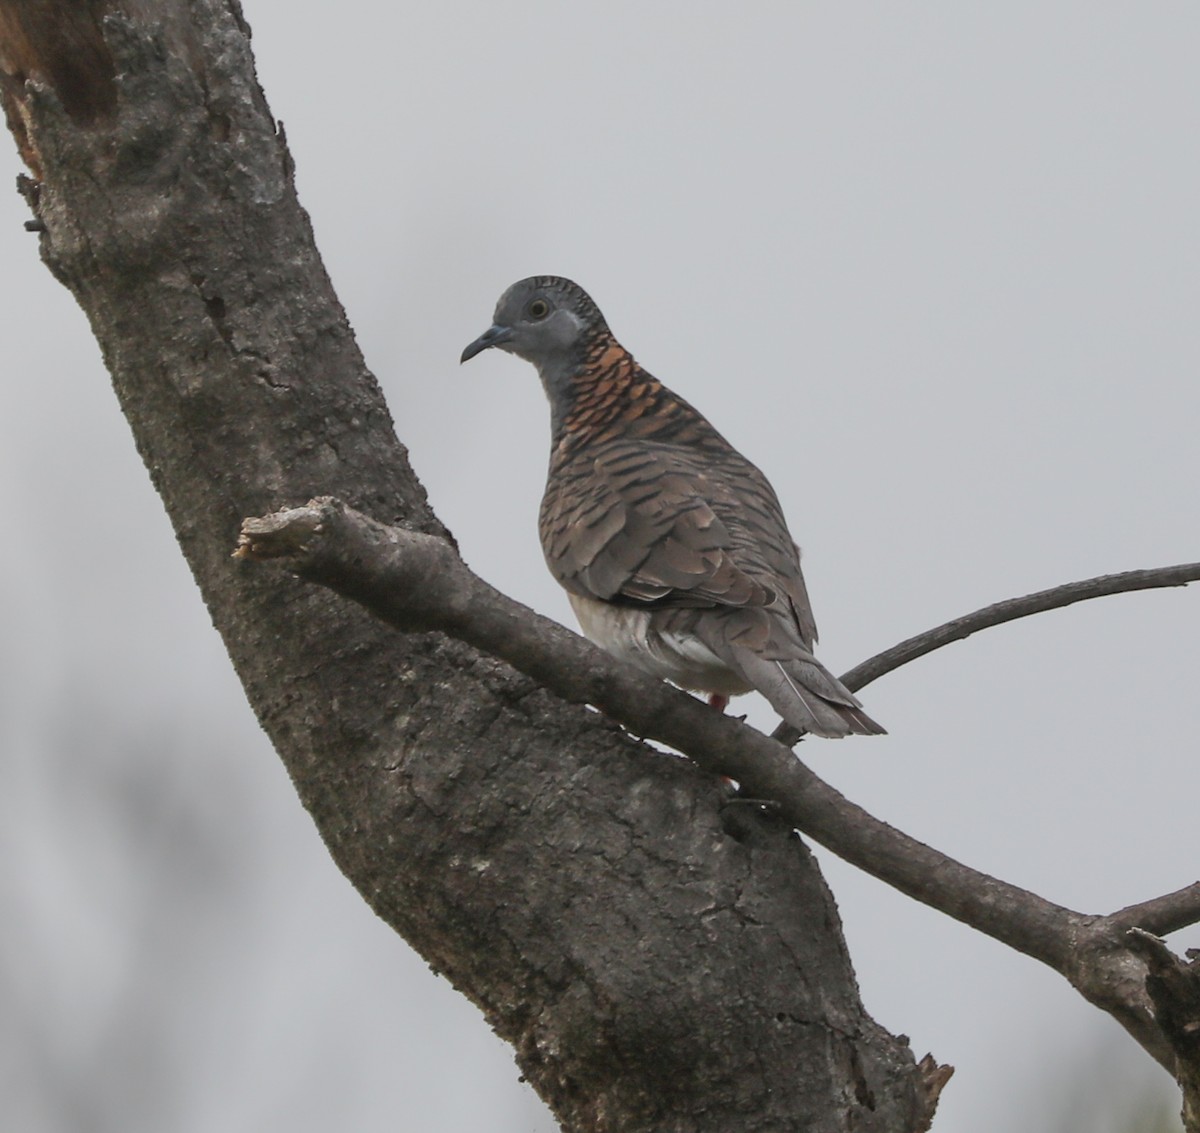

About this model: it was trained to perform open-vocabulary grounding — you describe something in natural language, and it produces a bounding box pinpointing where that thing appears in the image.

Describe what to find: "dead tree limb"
[237,498,1200,1108]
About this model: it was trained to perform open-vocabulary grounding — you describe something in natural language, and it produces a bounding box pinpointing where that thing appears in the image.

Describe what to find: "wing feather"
[541,438,815,640]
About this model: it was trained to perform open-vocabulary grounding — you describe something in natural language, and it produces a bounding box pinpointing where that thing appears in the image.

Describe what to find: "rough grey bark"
[0,3,937,1130]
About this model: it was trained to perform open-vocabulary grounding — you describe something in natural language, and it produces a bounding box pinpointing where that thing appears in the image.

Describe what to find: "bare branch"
[1108,882,1200,939]
[238,500,1200,1084]
[235,500,1084,963]
[771,562,1200,747]
[845,564,1200,692]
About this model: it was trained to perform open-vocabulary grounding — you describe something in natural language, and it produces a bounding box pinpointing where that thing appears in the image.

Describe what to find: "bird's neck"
[542,333,654,448]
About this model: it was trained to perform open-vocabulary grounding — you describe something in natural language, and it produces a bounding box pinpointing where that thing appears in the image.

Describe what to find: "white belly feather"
[567,593,752,697]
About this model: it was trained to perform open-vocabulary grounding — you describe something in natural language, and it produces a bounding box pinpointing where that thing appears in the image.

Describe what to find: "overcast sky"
[2,4,1197,1131]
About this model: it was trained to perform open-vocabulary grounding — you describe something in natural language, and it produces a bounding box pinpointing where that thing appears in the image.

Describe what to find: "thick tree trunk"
[0,3,932,1128]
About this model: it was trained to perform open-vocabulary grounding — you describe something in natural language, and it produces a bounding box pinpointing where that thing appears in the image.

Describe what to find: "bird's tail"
[735,650,887,740]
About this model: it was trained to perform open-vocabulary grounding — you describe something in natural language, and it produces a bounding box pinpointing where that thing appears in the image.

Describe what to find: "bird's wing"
[540,438,819,645]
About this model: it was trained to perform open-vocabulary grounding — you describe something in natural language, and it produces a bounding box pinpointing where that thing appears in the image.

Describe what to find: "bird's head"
[460,276,608,372]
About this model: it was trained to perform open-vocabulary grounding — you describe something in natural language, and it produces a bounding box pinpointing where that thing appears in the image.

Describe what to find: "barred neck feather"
[546,334,726,460]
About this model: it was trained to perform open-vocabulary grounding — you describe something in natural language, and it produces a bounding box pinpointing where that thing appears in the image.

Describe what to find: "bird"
[461,276,884,740]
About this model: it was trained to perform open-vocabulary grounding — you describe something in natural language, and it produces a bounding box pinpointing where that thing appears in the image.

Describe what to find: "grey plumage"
[462,276,884,740]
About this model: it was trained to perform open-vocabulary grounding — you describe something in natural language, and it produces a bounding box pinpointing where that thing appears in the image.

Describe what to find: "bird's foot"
[706,694,747,725]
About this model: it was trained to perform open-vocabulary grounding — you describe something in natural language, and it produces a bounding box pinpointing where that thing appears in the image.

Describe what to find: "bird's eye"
[527,298,550,320]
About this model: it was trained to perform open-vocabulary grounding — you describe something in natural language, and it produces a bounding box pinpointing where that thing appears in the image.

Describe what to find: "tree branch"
[1109,883,1200,939]
[240,499,1200,1088]
[845,563,1200,690]
[771,562,1200,746]
[236,500,1200,985]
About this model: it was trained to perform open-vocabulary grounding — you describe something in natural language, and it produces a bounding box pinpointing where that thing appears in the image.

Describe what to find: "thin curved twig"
[772,563,1200,746]
[845,564,1200,692]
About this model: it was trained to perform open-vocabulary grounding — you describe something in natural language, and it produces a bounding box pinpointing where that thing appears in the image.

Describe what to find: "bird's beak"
[460,324,514,363]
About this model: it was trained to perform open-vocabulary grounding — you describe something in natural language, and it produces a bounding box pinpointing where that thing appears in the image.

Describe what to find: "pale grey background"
[1,4,1196,1130]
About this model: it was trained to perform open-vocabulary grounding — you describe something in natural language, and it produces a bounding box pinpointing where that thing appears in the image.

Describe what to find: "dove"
[462,276,883,739]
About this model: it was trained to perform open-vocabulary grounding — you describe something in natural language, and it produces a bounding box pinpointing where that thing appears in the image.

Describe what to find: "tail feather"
[681,610,887,740]
[733,650,886,739]
[831,700,888,738]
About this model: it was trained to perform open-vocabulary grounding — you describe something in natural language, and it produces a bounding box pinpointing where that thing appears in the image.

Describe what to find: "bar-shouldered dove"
[462,276,884,740]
